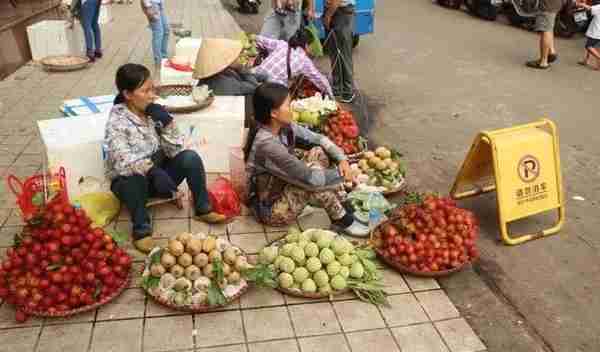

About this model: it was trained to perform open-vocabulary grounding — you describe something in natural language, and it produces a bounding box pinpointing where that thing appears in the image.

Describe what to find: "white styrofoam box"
[27,20,85,60]
[99,5,112,25]
[38,112,111,201]
[175,38,203,66]
[176,96,245,173]
[61,95,116,117]
[160,59,196,85]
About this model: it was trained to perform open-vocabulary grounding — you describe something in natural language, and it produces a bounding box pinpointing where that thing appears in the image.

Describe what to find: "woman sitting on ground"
[104,63,226,253]
[244,82,368,237]
[252,27,333,98]
[194,38,266,96]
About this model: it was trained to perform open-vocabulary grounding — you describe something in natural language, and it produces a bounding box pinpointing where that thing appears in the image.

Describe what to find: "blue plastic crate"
[313,0,375,38]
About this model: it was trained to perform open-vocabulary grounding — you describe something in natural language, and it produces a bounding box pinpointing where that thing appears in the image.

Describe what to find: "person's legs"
[91,0,102,57]
[163,150,211,214]
[159,4,170,62]
[540,31,554,66]
[260,10,284,39]
[528,12,556,68]
[329,7,355,100]
[111,175,154,250]
[79,0,96,59]
[149,6,165,67]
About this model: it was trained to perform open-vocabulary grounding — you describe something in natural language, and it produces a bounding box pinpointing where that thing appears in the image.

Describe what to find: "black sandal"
[526,60,550,70]
[548,54,558,63]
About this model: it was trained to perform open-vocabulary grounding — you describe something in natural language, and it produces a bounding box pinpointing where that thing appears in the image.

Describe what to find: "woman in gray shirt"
[244,82,369,237]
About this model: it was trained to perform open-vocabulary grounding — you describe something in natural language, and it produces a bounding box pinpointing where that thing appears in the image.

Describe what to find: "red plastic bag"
[208,177,241,219]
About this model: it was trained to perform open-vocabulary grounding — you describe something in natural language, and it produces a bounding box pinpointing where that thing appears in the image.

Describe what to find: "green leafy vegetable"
[108,229,129,246]
[142,275,160,290]
[243,264,278,289]
[149,248,163,265]
[207,283,227,306]
[212,259,225,284]
[31,192,44,207]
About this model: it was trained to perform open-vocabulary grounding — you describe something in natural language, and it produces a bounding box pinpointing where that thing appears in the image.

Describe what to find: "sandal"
[526,60,550,70]
[578,61,587,66]
[548,54,558,63]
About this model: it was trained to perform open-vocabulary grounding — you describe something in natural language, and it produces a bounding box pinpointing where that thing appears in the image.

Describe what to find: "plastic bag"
[306,23,324,57]
[347,190,395,225]
[73,192,120,227]
[208,177,241,219]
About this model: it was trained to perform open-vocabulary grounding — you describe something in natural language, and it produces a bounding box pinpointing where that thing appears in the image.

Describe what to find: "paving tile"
[240,287,285,309]
[145,298,187,318]
[381,269,410,295]
[210,223,229,236]
[346,328,400,352]
[45,308,97,325]
[379,293,429,327]
[153,219,190,238]
[228,216,265,235]
[435,318,486,352]
[0,226,21,247]
[193,310,245,348]
[284,294,327,305]
[151,202,190,220]
[97,288,146,321]
[144,315,194,352]
[0,303,42,330]
[38,323,93,352]
[333,300,386,332]
[298,333,350,352]
[243,307,294,342]
[403,275,440,291]
[91,319,143,352]
[4,210,25,226]
[392,323,449,352]
[298,210,331,230]
[415,290,460,321]
[288,302,341,337]
[0,326,40,352]
[197,345,247,352]
[229,233,268,255]
[247,339,299,352]
[191,220,211,236]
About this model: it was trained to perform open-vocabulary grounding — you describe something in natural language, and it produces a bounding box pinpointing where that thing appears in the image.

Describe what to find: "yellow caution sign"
[450,119,565,245]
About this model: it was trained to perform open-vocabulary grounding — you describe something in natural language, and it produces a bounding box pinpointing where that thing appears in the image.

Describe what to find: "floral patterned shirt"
[104,103,184,180]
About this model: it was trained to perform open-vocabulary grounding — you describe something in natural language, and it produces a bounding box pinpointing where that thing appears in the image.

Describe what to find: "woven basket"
[155,85,214,114]
[370,218,471,278]
[41,55,90,72]
[21,273,131,318]
[146,281,249,313]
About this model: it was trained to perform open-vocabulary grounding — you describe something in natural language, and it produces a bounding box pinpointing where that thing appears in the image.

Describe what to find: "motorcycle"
[504,0,592,38]
[437,0,463,10]
[464,0,505,20]
[237,0,261,14]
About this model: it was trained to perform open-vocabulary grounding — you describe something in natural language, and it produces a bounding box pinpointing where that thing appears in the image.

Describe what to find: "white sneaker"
[332,220,370,238]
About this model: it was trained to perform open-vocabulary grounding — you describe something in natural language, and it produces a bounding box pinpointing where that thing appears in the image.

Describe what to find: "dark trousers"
[327,6,355,97]
[111,150,211,240]
[80,0,102,54]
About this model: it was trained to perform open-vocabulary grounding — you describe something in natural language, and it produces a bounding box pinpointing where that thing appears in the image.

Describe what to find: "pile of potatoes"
[144,233,250,307]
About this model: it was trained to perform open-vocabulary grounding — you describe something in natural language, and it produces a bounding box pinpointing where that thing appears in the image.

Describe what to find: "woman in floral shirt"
[244,82,369,237]
[105,64,226,253]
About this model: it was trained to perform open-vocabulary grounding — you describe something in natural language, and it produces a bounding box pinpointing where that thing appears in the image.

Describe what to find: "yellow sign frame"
[450,119,565,245]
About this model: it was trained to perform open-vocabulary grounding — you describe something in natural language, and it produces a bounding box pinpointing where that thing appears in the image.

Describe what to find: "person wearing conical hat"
[193,38,265,97]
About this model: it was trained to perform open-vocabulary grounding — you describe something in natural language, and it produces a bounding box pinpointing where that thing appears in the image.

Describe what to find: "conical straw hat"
[193,38,243,79]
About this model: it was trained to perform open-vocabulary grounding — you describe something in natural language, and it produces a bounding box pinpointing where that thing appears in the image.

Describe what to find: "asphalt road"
[222,1,600,351]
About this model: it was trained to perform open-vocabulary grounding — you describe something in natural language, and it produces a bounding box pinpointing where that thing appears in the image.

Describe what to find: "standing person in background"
[141,0,170,73]
[525,0,564,69]
[71,0,103,62]
[324,0,355,103]
[260,0,315,41]
[576,0,600,70]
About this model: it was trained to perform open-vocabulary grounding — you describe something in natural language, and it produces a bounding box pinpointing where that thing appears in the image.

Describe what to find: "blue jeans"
[149,3,170,65]
[110,150,212,240]
[80,0,102,54]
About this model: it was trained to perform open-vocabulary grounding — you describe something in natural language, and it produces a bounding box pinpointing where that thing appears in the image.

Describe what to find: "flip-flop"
[548,54,558,63]
[578,61,587,66]
[526,60,550,70]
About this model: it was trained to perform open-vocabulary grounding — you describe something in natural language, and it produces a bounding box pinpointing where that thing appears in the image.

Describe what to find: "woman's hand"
[338,160,353,183]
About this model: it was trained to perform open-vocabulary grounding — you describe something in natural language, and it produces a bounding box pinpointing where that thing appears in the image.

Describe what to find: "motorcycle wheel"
[554,12,577,38]
[465,0,478,13]
[504,3,526,26]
